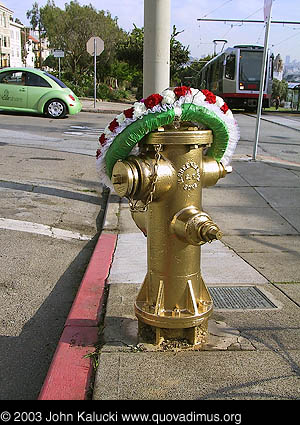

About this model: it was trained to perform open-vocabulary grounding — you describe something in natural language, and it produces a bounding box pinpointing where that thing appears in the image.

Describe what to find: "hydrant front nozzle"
[172,208,223,246]
[199,221,223,243]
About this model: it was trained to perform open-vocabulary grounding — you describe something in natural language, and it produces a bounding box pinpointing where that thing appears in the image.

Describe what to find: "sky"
[5,0,300,63]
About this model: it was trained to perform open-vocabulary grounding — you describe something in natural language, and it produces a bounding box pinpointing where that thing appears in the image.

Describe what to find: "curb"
[38,231,117,400]
[81,108,125,114]
[245,113,300,132]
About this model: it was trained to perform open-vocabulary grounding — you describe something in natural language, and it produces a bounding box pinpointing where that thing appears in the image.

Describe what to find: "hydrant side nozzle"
[202,157,230,187]
[111,159,139,198]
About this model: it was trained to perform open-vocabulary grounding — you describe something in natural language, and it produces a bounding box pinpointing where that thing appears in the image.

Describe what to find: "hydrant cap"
[96,87,240,189]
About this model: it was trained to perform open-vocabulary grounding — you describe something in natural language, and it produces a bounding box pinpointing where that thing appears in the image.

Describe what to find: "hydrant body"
[112,125,228,345]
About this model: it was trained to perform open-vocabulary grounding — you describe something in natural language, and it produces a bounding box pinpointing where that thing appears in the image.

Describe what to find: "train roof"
[233,45,264,50]
[200,45,268,72]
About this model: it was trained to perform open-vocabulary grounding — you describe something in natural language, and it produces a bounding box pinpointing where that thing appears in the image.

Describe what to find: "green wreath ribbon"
[105,103,229,178]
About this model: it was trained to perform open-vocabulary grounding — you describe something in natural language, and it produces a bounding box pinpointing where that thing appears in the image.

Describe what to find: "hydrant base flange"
[137,320,208,347]
[134,274,213,332]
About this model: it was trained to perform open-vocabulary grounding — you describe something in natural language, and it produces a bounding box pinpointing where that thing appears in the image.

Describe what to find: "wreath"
[96,86,239,189]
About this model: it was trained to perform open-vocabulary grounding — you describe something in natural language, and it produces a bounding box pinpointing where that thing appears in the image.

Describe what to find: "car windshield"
[43,72,67,88]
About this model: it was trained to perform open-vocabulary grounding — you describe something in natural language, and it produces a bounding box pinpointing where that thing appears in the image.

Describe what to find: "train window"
[239,51,263,82]
[219,60,224,79]
[225,54,235,80]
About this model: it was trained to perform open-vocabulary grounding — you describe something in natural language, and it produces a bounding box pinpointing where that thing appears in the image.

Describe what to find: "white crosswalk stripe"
[64,125,104,136]
[0,218,92,241]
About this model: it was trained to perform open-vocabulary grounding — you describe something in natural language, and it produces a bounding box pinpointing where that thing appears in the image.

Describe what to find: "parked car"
[0,67,82,118]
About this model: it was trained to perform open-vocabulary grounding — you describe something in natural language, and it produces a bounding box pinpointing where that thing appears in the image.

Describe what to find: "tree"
[272,78,288,102]
[26,2,45,68]
[116,25,190,96]
[177,55,213,88]
[115,25,144,96]
[38,0,126,81]
[170,26,190,85]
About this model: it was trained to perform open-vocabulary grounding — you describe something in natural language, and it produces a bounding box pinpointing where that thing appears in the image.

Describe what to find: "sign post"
[53,50,64,80]
[86,36,104,108]
[252,0,273,160]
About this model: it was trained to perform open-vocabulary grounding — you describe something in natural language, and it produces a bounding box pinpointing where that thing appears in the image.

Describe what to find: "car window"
[26,72,51,88]
[0,71,26,85]
[43,72,67,88]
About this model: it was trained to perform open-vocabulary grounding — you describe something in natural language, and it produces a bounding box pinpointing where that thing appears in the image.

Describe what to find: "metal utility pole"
[143,0,171,97]
[252,0,273,160]
[86,37,104,108]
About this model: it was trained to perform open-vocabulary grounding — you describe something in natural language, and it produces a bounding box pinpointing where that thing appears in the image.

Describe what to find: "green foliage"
[115,24,190,97]
[116,25,143,70]
[42,54,56,69]
[177,55,213,87]
[115,25,144,98]
[272,78,288,101]
[170,26,190,85]
[26,1,44,34]
[61,76,131,101]
[27,1,192,101]
[37,0,126,78]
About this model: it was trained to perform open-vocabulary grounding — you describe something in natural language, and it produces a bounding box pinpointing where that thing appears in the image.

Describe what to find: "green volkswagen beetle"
[0,67,82,118]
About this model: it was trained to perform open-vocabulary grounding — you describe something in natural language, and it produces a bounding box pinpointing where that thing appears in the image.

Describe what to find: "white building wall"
[0,1,13,67]
[25,40,35,67]
[10,21,23,67]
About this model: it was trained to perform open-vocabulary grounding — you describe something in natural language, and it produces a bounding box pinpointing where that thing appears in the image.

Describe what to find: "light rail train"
[198,45,273,111]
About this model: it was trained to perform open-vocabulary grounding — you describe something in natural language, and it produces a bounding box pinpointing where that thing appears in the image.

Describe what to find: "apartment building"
[0,1,50,69]
[10,20,23,67]
[0,0,13,67]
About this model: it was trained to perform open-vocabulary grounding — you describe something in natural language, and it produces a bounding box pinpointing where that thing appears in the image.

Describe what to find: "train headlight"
[239,83,245,90]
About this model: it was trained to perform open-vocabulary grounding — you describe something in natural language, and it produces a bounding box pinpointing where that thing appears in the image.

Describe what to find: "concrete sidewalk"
[37,99,300,400]
[80,98,132,114]
[78,98,300,400]
[92,156,300,400]
[253,112,300,132]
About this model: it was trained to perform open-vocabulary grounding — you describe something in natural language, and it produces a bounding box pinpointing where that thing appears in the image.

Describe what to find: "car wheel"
[45,99,67,118]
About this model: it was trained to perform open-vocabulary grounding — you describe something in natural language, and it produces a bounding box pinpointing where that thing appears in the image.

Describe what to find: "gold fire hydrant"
[111,123,230,346]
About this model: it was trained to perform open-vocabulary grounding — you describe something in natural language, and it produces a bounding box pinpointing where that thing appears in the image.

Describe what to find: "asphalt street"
[0,110,110,399]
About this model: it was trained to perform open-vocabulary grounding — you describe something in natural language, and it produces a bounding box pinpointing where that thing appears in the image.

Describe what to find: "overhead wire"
[198,0,233,50]
[272,29,300,47]
[199,0,233,19]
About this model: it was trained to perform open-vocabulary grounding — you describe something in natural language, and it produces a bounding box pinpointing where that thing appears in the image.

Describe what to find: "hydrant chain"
[128,144,162,213]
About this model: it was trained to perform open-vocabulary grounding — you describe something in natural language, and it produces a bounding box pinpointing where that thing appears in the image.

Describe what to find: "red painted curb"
[38,232,117,400]
[38,326,98,400]
[66,233,117,327]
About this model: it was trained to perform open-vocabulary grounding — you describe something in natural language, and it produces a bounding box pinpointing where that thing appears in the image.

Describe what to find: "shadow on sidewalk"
[0,189,109,400]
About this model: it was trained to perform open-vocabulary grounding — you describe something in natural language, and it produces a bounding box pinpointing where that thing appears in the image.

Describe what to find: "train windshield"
[239,50,263,83]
